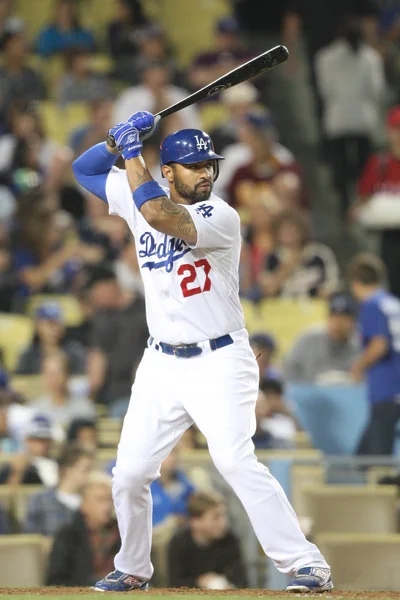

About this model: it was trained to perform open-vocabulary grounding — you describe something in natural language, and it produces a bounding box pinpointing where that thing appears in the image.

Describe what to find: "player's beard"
[173,173,213,204]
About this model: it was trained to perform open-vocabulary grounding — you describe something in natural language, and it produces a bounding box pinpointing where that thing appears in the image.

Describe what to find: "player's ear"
[162,164,174,184]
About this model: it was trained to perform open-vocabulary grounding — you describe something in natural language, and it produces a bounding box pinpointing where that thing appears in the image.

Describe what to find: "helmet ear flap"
[213,160,220,182]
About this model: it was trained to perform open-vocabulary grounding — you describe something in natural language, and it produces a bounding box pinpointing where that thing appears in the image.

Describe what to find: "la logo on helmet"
[194,135,209,151]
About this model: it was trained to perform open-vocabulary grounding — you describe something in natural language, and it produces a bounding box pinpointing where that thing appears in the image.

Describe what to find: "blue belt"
[148,334,234,358]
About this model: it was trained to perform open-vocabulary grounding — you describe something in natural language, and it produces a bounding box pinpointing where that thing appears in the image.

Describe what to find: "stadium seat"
[199,104,229,132]
[301,485,398,535]
[37,100,68,145]
[10,375,45,401]
[0,313,33,372]
[13,486,45,526]
[0,535,47,587]
[315,533,400,590]
[142,0,229,67]
[257,298,326,358]
[14,0,54,42]
[290,464,325,516]
[27,294,83,326]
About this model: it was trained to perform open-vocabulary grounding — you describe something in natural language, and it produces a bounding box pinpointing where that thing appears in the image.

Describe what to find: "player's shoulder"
[207,193,241,222]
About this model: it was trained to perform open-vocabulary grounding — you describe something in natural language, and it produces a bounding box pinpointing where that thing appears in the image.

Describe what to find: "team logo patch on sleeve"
[195,203,214,218]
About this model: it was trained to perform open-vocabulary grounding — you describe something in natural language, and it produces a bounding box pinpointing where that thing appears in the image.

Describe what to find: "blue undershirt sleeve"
[72,142,119,203]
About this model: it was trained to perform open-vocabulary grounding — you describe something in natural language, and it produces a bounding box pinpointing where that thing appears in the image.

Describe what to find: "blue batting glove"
[127,111,155,136]
[108,122,142,160]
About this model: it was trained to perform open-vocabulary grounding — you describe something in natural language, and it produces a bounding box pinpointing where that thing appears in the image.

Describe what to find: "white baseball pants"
[112,328,328,580]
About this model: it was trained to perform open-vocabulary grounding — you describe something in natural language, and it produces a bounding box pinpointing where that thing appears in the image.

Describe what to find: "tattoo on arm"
[152,196,196,239]
[125,155,196,242]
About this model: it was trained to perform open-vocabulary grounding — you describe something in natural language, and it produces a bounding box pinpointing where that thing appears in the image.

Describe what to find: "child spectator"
[67,418,97,452]
[35,0,95,58]
[24,443,93,536]
[46,473,119,586]
[168,491,247,589]
[348,253,400,455]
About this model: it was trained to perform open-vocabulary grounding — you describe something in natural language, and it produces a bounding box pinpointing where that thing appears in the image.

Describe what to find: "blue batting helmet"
[160,129,224,181]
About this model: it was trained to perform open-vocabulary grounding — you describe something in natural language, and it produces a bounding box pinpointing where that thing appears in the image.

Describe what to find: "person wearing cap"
[0,414,58,486]
[0,21,46,126]
[15,302,86,376]
[189,16,251,90]
[315,15,385,217]
[354,105,400,299]
[283,292,359,384]
[249,332,281,385]
[348,253,400,454]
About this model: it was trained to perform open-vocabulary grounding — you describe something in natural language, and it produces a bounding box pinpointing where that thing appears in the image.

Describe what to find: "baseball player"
[72,111,333,592]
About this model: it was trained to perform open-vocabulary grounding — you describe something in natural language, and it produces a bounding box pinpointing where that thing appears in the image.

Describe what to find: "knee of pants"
[211,447,254,481]
[113,461,159,491]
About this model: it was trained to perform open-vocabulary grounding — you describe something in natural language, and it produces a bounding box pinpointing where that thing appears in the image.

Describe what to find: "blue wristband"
[132,181,167,211]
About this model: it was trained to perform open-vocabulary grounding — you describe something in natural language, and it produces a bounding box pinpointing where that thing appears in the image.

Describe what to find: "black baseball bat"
[107,44,289,148]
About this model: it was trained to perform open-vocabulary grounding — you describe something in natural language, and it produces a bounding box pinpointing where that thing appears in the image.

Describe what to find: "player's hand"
[108,122,142,160]
[128,111,161,142]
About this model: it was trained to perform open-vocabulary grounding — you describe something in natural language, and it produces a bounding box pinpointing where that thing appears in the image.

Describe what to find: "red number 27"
[178,259,211,298]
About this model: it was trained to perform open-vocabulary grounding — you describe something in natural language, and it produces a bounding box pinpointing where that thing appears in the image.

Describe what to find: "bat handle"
[106,114,162,150]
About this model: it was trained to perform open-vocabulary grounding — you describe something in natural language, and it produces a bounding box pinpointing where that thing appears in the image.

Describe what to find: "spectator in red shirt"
[226,112,308,218]
[354,105,400,298]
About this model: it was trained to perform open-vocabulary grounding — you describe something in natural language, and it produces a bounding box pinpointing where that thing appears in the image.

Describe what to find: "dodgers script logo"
[139,232,191,272]
[194,135,209,151]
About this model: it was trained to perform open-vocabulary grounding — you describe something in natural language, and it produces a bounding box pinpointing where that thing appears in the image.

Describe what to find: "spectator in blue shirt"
[106,447,195,526]
[151,448,195,527]
[349,253,400,455]
[35,0,95,59]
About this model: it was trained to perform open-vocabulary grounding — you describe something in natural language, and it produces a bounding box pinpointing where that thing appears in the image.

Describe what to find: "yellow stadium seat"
[14,0,55,42]
[37,100,67,145]
[290,464,325,516]
[316,533,400,591]
[13,486,45,525]
[0,535,47,587]
[301,484,398,535]
[257,298,327,357]
[0,314,33,372]
[65,102,90,132]
[27,295,83,327]
[143,0,230,67]
[10,375,45,401]
[88,53,114,75]
[80,0,116,41]
[199,103,229,132]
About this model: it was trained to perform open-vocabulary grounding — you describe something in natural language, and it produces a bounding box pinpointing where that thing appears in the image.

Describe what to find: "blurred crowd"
[1,0,400,589]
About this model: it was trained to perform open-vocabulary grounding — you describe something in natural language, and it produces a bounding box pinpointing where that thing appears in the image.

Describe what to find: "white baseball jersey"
[105,167,245,344]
